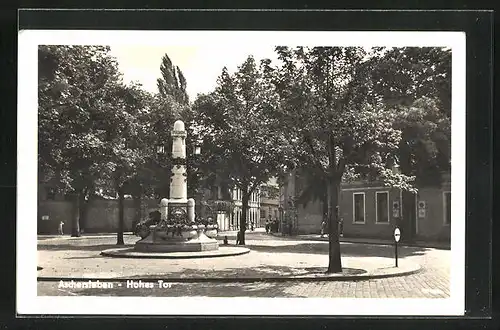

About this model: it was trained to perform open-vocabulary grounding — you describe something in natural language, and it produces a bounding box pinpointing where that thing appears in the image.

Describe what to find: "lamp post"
[192,141,202,219]
[278,205,283,234]
[156,144,165,155]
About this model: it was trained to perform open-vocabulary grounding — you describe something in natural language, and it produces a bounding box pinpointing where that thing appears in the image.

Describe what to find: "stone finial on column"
[159,198,169,221]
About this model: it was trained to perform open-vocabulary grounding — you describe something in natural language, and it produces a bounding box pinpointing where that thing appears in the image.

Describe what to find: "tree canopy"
[369,47,452,185]
[192,56,288,244]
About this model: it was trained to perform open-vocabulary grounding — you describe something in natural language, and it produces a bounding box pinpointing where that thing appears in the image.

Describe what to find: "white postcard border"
[17,30,466,316]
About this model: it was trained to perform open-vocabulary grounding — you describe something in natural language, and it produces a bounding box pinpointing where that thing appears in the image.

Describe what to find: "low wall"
[296,200,322,234]
[38,201,73,234]
[38,198,160,234]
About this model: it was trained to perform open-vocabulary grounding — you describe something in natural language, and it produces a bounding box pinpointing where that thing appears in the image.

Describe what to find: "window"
[353,193,365,223]
[260,210,266,218]
[376,192,389,223]
[444,192,451,225]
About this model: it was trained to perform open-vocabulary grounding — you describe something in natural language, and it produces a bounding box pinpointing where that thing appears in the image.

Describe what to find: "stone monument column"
[170,120,188,203]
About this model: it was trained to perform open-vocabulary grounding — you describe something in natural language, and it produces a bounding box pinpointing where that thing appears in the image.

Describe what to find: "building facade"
[259,177,280,226]
[210,179,280,231]
[282,171,451,243]
[227,187,261,231]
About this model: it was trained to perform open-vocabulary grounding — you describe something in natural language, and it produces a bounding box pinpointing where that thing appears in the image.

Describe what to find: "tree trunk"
[326,177,342,273]
[322,196,328,219]
[78,191,88,233]
[239,192,250,245]
[402,190,416,242]
[71,191,81,237]
[117,186,125,245]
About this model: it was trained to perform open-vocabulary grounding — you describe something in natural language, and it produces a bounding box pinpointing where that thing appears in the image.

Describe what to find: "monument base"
[134,232,219,253]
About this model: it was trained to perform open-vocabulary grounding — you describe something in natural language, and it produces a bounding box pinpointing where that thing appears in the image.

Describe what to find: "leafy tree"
[370,47,451,180]
[38,45,124,237]
[192,56,287,245]
[265,47,412,272]
[99,83,154,245]
[367,47,451,240]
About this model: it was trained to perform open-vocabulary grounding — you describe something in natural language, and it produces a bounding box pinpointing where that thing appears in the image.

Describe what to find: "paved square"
[37,231,450,298]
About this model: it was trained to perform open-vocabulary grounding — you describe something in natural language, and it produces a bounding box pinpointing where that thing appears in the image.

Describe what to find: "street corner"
[287,258,422,281]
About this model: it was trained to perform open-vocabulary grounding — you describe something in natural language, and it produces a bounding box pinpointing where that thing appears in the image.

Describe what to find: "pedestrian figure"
[265,220,270,233]
[223,236,228,245]
[236,231,241,245]
[251,221,254,231]
[58,221,64,235]
[320,220,326,238]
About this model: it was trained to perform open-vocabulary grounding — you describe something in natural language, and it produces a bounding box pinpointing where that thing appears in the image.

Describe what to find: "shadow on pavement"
[245,242,428,258]
[38,235,428,259]
[38,243,136,251]
[113,264,367,280]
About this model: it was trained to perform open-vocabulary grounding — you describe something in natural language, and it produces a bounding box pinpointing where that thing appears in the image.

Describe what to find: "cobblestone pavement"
[37,232,450,298]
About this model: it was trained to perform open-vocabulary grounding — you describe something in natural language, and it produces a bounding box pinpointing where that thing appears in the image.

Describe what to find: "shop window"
[353,192,365,223]
[376,191,389,223]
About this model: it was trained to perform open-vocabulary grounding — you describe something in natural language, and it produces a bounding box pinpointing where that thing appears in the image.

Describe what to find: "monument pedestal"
[135,232,219,252]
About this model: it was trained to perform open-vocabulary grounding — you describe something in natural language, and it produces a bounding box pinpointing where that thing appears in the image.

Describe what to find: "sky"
[109,45,279,102]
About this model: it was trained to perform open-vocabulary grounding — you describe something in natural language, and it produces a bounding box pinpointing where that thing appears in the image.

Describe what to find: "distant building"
[230,187,260,231]
[203,178,280,231]
[259,177,280,225]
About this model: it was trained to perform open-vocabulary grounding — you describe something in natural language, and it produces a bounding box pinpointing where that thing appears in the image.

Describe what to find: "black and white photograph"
[17,30,466,316]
